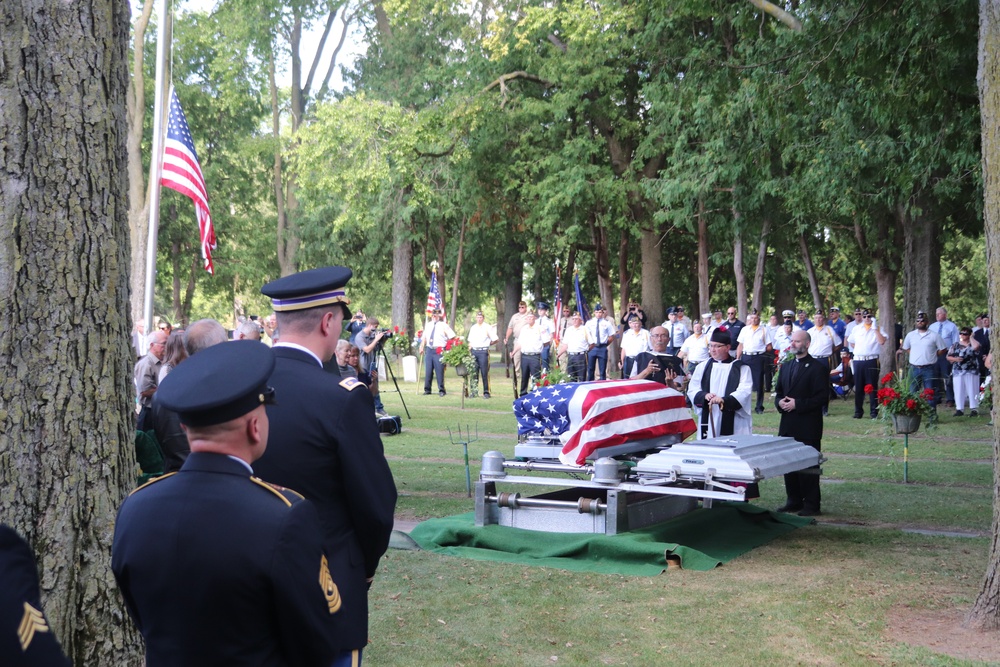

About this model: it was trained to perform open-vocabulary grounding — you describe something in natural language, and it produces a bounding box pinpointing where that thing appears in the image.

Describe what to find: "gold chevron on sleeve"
[18,602,50,651]
[319,555,341,614]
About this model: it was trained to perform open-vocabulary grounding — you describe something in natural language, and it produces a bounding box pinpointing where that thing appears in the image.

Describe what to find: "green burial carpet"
[408,503,813,576]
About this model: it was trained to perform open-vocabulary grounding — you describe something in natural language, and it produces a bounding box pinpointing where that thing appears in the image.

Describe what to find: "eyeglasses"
[650,333,668,338]
[863,315,872,319]
[158,326,168,330]
[961,332,971,336]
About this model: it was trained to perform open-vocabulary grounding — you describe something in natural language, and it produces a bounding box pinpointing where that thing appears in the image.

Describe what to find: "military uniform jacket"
[0,526,70,667]
[111,453,340,667]
[774,354,828,445]
[253,346,398,651]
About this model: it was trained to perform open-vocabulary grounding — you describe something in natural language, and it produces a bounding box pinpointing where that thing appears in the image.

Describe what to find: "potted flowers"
[439,337,474,376]
[866,370,935,433]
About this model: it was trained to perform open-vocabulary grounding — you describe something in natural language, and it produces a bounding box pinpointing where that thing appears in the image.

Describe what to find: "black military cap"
[157,340,277,427]
[536,301,549,310]
[916,310,928,321]
[666,306,675,315]
[261,266,352,319]
[594,302,604,311]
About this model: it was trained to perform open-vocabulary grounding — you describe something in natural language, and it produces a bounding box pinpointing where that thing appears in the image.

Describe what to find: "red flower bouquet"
[865,370,934,418]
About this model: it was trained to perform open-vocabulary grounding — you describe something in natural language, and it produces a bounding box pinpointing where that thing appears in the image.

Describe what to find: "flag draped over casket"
[513,379,697,466]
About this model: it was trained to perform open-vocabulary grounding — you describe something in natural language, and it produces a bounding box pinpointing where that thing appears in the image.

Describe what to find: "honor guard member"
[807,309,842,415]
[559,312,592,381]
[256,267,397,667]
[1,525,71,667]
[687,328,754,440]
[827,306,847,340]
[586,304,616,380]
[736,309,773,414]
[847,309,887,419]
[112,341,341,667]
[664,307,688,356]
[503,301,530,390]
[421,308,456,396]
[679,320,710,374]
[513,311,545,395]
[467,311,498,398]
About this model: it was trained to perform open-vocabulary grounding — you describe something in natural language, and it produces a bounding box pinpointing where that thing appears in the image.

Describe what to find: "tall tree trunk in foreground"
[0,0,140,663]
[968,0,1000,630]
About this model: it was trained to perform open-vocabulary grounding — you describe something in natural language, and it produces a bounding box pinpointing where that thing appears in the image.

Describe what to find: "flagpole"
[143,0,170,334]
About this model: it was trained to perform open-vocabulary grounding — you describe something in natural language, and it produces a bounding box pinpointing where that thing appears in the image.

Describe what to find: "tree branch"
[748,0,802,32]
[481,71,553,107]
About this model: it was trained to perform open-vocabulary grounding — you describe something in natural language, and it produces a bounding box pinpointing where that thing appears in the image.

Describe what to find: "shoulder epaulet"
[128,472,177,496]
[250,477,305,507]
[339,376,364,391]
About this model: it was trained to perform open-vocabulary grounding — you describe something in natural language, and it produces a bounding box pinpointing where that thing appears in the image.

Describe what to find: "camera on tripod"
[377,328,394,340]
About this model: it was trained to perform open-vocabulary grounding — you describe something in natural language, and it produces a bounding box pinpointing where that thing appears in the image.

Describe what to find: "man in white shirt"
[619,315,651,379]
[503,301,530,393]
[559,312,592,382]
[736,309,773,414]
[807,309,842,415]
[421,308,456,396]
[585,304,617,381]
[513,311,545,395]
[899,310,947,408]
[843,308,864,348]
[663,307,689,356]
[688,328,753,440]
[847,308,887,419]
[467,311,498,398]
[536,301,556,371]
[679,320,710,373]
[932,306,960,406]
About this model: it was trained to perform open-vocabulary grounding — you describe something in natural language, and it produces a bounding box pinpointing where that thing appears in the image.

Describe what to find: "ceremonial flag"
[552,266,563,343]
[426,268,442,315]
[512,379,696,466]
[162,88,216,274]
[573,271,590,322]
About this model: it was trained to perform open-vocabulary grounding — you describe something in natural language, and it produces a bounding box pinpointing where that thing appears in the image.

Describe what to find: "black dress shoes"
[852,413,863,419]
[776,503,803,513]
[797,508,822,517]
[754,407,764,414]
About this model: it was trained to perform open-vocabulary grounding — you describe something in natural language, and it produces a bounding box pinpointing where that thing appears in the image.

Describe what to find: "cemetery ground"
[366,360,999,666]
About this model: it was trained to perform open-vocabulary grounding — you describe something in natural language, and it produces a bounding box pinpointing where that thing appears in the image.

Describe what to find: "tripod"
[370,343,411,419]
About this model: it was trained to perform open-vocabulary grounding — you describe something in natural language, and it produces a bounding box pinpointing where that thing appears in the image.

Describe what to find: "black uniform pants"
[783,439,822,511]
[567,353,587,382]
[742,354,766,410]
[853,358,879,417]
[472,349,491,396]
[520,354,541,395]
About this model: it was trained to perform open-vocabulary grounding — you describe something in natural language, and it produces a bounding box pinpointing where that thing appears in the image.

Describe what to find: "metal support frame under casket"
[475,434,823,535]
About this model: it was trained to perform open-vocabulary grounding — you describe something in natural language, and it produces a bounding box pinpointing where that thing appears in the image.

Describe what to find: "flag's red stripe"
[578,381,674,415]
[162,159,209,205]
[561,396,689,454]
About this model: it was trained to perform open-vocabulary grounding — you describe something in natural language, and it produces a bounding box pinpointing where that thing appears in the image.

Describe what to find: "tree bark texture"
[697,199,710,315]
[0,0,140,663]
[799,231,822,312]
[902,200,941,325]
[127,0,154,330]
[391,214,414,345]
[751,218,771,313]
[733,223,747,319]
[449,217,467,326]
[968,0,1000,630]
[640,226,662,320]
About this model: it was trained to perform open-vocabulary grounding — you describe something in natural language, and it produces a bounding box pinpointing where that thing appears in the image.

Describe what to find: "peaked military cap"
[157,340,277,427]
[829,306,840,312]
[781,309,794,318]
[261,266,352,318]
[666,306,675,315]
[536,301,549,310]
[594,302,604,311]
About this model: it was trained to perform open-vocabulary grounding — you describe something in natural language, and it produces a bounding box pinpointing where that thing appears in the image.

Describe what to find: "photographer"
[346,310,367,338]
[620,301,648,330]
[353,316,389,417]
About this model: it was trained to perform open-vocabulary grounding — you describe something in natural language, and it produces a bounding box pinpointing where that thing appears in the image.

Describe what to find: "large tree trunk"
[127,0,155,329]
[733,224,747,319]
[697,198,710,315]
[449,217,467,325]
[0,0,140,663]
[799,231,822,311]
[773,255,797,316]
[640,226,663,321]
[391,213,414,344]
[501,244,524,365]
[751,218,771,312]
[902,198,941,325]
[968,0,1000,630]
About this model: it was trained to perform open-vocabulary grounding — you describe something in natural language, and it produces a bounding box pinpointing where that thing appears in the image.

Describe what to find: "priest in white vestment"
[687,327,754,440]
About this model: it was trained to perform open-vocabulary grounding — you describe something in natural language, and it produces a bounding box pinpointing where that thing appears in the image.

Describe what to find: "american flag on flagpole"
[162,88,216,274]
[512,379,696,466]
[425,268,442,315]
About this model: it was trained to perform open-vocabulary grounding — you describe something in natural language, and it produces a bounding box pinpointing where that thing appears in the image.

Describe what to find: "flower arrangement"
[439,337,475,368]
[866,370,935,418]
[531,366,573,390]
[980,376,993,411]
[387,325,411,355]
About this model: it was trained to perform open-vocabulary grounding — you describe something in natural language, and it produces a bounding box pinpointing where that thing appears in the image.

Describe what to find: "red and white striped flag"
[162,88,216,274]
[425,268,441,316]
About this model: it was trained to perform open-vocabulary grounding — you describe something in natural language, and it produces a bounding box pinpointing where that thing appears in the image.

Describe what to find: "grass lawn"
[367,361,998,666]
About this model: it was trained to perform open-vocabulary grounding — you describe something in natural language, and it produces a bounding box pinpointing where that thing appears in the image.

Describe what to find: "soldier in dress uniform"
[0,525,70,667]
[111,341,341,667]
[256,266,397,667]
